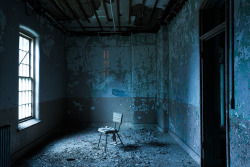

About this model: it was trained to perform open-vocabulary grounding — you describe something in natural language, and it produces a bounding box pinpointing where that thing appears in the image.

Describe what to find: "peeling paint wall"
[167,0,202,156]
[131,34,157,124]
[66,34,157,124]
[230,0,250,166]
[156,26,169,132]
[0,0,66,159]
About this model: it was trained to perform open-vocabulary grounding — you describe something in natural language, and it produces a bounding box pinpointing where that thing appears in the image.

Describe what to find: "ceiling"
[26,0,188,35]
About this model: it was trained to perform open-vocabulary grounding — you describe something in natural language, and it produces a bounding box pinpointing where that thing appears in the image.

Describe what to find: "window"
[18,27,39,122]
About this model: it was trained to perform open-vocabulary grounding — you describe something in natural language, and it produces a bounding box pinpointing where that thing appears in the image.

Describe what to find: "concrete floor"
[14,126,199,167]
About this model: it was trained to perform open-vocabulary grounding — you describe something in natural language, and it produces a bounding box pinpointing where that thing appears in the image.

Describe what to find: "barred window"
[18,31,34,121]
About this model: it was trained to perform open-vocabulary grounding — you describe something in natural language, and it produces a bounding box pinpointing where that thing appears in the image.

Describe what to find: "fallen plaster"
[15,127,199,167]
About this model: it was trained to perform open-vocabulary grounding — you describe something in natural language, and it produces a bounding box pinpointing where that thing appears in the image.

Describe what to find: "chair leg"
[98,133,102,147]
[105,134,108,152]
[115,134,118,145]
[117,133,124,148]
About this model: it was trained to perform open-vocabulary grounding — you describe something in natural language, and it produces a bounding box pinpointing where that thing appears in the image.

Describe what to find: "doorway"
[200,0,228,166]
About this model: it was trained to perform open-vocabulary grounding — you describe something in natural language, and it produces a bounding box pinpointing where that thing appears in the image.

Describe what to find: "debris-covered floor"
[15,127,199,167]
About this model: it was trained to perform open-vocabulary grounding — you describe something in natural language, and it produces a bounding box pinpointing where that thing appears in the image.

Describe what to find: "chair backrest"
[113,112,123,123]
[113,112,123,131]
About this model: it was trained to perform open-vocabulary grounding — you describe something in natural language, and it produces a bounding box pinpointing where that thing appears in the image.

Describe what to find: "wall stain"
[167,0,202,156]
[230,0,250,166]
[66,34,157,124]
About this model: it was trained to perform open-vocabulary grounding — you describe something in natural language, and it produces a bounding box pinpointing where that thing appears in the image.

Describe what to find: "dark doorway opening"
[200,0,228,166]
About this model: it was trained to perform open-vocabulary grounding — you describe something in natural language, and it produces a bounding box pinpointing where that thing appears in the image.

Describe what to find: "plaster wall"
[229,0,250,166]
[66,34,157,125]
[0,0,66,159]
[167,0,202,156]
[156,26,169,132]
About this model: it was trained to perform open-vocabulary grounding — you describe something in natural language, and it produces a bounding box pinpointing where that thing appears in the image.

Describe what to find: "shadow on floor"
[124,144,140,151]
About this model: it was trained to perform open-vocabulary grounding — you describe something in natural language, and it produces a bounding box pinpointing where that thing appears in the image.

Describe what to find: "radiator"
[0,125,10,167]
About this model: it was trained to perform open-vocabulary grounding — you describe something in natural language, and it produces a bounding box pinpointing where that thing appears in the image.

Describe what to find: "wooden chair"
[98,112,124,152]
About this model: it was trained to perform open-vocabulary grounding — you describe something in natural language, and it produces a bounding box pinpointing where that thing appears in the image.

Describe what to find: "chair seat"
[98,127,118,134]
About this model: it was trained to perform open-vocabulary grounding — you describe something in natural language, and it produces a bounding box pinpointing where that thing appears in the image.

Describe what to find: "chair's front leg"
[117,133,124,147]
[105,134,108,152]
[98,133,102,147]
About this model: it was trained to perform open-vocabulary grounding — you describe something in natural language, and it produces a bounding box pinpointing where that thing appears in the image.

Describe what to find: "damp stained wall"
[0,0,66,160]
[66,34,157,125]
[156,26,169,132]
[230,0,250,166]
[167,0,202,156]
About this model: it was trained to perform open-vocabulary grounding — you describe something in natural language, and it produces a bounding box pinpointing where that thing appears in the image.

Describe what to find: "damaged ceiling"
[26,0,188,34]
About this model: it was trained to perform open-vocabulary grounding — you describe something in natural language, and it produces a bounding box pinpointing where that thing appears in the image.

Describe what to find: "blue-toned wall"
[156,26,169,132]
[167,0,202,156]
[66,34,157,125]
[230,0,249,166]
[0,0,66,160]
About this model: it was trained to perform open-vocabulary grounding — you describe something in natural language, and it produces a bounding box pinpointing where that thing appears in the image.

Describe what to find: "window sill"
[18,119,41,131]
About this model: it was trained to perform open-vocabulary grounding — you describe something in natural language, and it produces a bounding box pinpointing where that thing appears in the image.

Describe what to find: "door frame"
[199,0,234,166]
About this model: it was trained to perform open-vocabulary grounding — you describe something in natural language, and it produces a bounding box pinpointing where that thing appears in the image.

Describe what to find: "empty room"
[0,0,248,167]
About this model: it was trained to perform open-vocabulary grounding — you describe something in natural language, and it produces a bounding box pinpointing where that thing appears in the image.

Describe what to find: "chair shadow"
[123,144,140,151]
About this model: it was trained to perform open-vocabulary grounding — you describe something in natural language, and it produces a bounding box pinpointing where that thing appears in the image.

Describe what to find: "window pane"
[19,65,29,77]
[18,31,35,121]
[23,53,30,65]
[28,104,32,117]
[19,36,29,51]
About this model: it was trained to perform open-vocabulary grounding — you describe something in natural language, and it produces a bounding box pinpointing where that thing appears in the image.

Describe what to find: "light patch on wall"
[42,34,55,58]
[0,9,6,53]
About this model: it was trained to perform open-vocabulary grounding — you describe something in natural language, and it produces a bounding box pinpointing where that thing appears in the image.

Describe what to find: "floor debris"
[15,127,199,167]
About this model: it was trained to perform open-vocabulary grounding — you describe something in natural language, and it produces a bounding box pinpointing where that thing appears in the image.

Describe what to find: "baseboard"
[157,125,168,133]
[11,127,60,162]
[168,130,201,166]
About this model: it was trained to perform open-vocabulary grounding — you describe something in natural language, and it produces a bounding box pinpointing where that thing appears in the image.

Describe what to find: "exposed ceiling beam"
[69,29,156,36]
[116,0,120,31]
[101,0,112,22]
[49,0,71,21]
[128,0,132,24]
[76,0,91,23]
[138,0,146,25]
[160,0,188,24]
[165,0,188,23]
[159,0,176,23]
[89,0,103,31]
[92,0,98,10]
[43,10,68,32]
[147,0,159,25]
[63,0,86,31]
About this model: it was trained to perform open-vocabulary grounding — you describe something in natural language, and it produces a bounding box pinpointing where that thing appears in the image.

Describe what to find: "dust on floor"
[14,127,199,167]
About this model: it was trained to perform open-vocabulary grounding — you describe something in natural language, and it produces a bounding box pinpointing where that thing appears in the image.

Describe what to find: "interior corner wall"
[0,1,66,160]
[167,0,202,157]
[65,34,157,125]
[229,0,249,166]
[156,26,169,132]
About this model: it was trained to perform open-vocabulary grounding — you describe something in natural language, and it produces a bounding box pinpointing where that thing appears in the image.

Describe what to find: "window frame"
[18,29,36,122]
